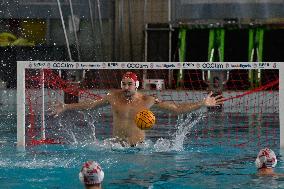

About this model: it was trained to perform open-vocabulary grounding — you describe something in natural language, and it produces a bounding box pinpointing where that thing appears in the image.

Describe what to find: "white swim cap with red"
[255,148,277,169]
[79,161,104,185]
[121,72,139,88]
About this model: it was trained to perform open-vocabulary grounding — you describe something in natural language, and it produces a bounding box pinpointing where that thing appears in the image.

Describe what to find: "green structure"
[177,28,226,88]
[207,28,225,85]
[248,28,264,88]
[176,26,265,89]
[177,28,187,88]
[208,29,225,62]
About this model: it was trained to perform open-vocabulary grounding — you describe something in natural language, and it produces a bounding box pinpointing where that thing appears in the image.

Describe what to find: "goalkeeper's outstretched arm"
[52,94,110,116]
[152,91,224,114]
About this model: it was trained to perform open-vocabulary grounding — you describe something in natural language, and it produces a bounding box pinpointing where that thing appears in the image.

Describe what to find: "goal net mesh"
[21,62,279,148]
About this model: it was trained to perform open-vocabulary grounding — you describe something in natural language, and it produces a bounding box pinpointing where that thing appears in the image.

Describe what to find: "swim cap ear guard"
[120,81,139,89]
[79,161,104,185]
[255,148,277,169]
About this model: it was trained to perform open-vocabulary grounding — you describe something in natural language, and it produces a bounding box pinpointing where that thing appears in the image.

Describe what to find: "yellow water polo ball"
[135,109,156,130]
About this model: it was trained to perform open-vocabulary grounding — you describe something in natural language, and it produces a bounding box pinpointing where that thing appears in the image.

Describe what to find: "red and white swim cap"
[255,148,277,169]
[79,161,104,185]
[121,72,139,88]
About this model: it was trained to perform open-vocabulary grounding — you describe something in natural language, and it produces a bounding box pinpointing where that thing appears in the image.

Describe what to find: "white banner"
[20,61,280,70]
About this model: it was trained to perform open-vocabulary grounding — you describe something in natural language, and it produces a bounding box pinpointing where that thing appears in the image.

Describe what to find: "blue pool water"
[0,111,283,189]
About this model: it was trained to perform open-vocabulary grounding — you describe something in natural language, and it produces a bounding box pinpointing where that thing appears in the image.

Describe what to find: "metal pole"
[46,18,51,45]
[97,0,106,60]
[143,0,148,62]
[69,0,81,61]
[97,0,104,37]
[128,0,134,61]
[41,70,46,140]
[111,0,116,60]
[88,0,96,37]
[56,0,73,61]
[121,0,124,61]
[168,0,173,88]
[168,0,171,24]
[87,0,97,62]
[117,0,121,61]
[17,61,26,150]
[143,0,147,62]
[142,0,148,86]
[143,24,148,83]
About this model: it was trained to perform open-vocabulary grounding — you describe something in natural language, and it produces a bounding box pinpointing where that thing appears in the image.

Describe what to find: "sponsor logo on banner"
[33,62,47,68]
[81,64,89,68]
[202,62,223,69]
[163,63,176,68]
[121,63,125,68]
[141,64,149,68]
[230,64,239,68]
[87,63,101,68]
[53,62,74,68]
[253,63,258,68]
[226,63,230,68]
[230,63,252,68]
[155,63,163,68]
[127,63,139,68]
[102,63,107,68]
[240,63,251,68]
[108,62,118,68]
[177,63,182,68]
[126,63,148,69]
[182,62,195,68]
[150,63,154,68]
[259,62,269,68]
[273,63,277,68]
[197,63,200,68]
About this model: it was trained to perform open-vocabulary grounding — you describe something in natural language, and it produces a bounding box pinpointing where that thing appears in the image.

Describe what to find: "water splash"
[91,112,205,152]
[153,112,205,152]
[56,110,100,145]
[58,110,204,152]
[69,130,78,145]
[84,112,205,152]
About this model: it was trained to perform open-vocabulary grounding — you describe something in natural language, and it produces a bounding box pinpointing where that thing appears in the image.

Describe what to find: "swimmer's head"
[121,72,139,89]
[255,148,277,169]
[79,160,104,186]
[121,72,139,99]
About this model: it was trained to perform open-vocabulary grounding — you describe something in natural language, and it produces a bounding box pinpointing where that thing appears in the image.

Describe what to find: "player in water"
[79,160,104,189]
[255,148,284,177]
[53,72,224,146]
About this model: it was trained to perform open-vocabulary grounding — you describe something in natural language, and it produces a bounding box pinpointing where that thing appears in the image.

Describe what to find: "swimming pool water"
[0,111,283,189]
